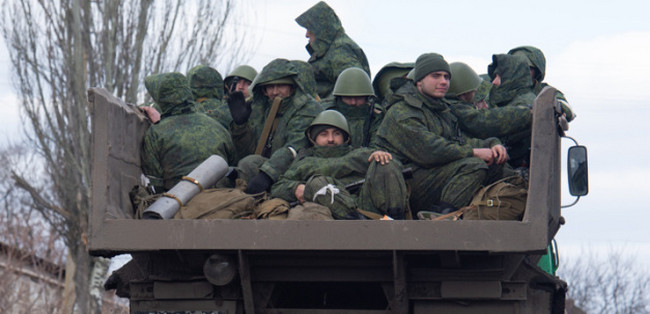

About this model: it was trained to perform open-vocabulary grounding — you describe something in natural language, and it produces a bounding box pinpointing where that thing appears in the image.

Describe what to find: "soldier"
[295,1,370,100]
[186,65,233,129]
[140,72,235,193]
[508,45,575,121]
[323,67,383,147]
[447,62,532,140]
[375,53,509,215]
[272,110,408,220]
[228,58,323,194]
[487,54,540,168]
[224,65,257,100]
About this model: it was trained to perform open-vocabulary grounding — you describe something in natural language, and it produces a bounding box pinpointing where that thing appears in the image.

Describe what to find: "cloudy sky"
[1,0,649,268]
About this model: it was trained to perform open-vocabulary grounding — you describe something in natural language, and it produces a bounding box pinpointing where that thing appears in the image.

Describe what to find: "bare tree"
[0,0,252,312]
[559,247,650,314]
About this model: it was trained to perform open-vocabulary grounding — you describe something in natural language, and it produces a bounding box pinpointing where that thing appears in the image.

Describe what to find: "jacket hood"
[187,65,224,100]
[487,54,534,107]
[251,59,318,101]
[295,1,343,56]
[145,72,195,116]
[507,45,546,81]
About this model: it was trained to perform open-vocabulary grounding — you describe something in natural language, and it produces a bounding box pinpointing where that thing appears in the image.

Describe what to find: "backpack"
[462,175,528,221]
[174,188,259,219]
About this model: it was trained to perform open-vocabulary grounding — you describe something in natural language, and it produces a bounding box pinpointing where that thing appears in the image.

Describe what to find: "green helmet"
[225,65,257,83]
[372,62,414,100]
[448,62,482,97]
[305,110,350,144]
[507,46,546,81]
[332,67,374,97]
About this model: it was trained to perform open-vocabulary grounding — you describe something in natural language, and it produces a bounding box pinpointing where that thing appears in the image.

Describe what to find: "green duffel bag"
[463,175,528,221]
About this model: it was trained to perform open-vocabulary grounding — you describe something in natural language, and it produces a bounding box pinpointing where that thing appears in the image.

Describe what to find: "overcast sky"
[2,0,649,268]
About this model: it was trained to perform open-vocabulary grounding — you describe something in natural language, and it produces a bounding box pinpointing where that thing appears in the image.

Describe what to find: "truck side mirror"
[568,145,588,196]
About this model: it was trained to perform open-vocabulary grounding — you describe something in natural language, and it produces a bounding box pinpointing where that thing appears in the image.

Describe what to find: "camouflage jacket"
[271,145,375,202]
[323,97,383,148]
[488,54,537,108]
[295,1,370,100]
[447,99,531,139]
[375,80,500,169]
[141,72,235,192]
[187,65,224,112]
[231,59,323,180]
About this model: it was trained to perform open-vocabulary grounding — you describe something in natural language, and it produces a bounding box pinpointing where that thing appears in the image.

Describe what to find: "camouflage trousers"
[303,160,409,220]
[409,157,513,211]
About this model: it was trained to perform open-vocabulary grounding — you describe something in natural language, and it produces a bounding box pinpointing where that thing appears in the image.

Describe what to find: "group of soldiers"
[139,1,574,220]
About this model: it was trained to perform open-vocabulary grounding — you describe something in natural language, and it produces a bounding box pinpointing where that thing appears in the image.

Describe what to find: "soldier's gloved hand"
[227,91,251,125]
[244,172,273,194]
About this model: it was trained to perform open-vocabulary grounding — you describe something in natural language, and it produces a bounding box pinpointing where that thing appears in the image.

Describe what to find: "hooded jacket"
[295,1,370,99]
[141,72,235,192]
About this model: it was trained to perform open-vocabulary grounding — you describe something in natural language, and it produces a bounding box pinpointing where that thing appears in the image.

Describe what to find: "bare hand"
[140,106,161,123]
[491,145,508,165]
[368,151,392,165]
[295,184,306,204]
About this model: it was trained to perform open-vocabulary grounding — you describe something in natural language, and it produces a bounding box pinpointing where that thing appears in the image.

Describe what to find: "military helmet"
[507,46,546,81]
[332,67,374,97]
[305,110,350,144]
[225,65,257,83]
[448,62,482,97]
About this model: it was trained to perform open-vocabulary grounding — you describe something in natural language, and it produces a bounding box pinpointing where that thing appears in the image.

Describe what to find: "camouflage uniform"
[375,80,503,211]
[187,65,232,128]
[232,59,323,181]
[508,45,575,121]
[295,1,370,100]
[141,72,235,192]
[487,54,538,167]
[322,98,383,148]
[372,62,414,105]
[272,144,408,220]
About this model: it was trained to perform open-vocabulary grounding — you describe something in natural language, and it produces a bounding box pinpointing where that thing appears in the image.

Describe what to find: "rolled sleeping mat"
[143,155,229,219]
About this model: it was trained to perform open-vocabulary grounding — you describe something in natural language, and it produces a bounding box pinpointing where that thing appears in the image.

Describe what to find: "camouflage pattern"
[271,145,408,219]
[372,62,414,103]
[374,79,504,210]
[473,79,493,106]
[447,98,532,139]
[141,72,235,192]
[231,59,323,181]
[487,54,537,108]
[508,46,575,121]
[186,65,232,127]
[322,97,383,148]
[295,1,371,99]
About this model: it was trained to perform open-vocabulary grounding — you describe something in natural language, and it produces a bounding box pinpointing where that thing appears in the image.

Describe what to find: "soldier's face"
[416,71,450,99]
[235,79,252,98]
[263,84,294,100]
[315,127,345,147]
[306,30,315,44]
[341,96,368,107]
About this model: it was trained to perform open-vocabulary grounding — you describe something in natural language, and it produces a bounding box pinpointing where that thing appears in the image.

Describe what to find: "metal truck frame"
[90,86,570,313]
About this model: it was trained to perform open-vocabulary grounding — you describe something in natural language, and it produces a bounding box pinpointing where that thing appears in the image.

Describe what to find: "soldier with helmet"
[227,58,323,194]
[507,45,575,121]
[224,65,257,100]
[323,67,383,147]
[272,110,408,220]
[295,1,370,100]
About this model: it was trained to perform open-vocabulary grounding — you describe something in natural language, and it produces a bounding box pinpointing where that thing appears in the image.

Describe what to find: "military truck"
[90,86,588,313]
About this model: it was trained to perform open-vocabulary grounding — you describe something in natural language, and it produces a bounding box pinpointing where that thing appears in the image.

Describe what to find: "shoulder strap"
[255,96,283,155]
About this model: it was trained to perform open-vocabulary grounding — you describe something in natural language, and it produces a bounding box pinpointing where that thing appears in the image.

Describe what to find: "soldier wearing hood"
[508,45,575,121]
[375,53,509,216]
[228,59,323,194]
[487,54,539,168]
[141,72,235,192]
[272,110,408,220]
[186,65,231,128]
[295,1,370,100]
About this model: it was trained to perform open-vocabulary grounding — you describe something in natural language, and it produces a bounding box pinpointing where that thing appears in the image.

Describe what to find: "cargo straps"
[255,96,283,156]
